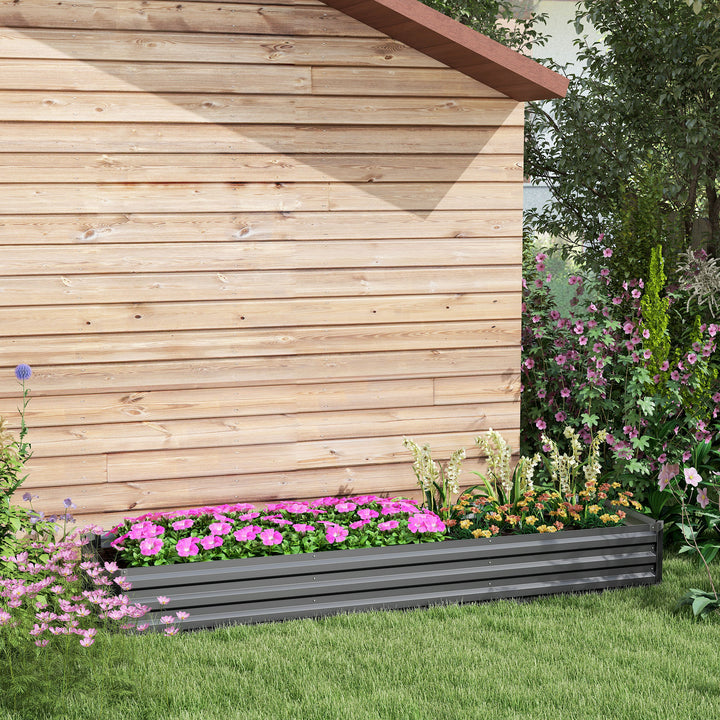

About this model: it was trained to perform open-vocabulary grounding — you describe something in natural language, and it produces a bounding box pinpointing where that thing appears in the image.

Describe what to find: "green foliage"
[525,0,720,259]
[639,245,670,379]
[420,0,548,54]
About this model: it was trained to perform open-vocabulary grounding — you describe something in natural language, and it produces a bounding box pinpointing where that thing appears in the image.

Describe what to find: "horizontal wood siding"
[0,0,523,527]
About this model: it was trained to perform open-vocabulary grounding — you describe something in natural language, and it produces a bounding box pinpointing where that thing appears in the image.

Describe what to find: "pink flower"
[535,418,546,430]
[549,310,560,320]
[209,522,232,535]
[335,502,357,513]
[554,411,566,422]
[536,389,546,399]
[164,626,180,636]
[658,463,679,491]
[377,520,400,531]
[560,388,571,398]
[176,611,190,620]
[408,513,446,534]
[555,354,567,366]
[200,535,224,550]
[325,525,349,544]
[129,522,165,540]
[687,352,698,365]
[292,523,315,533]
[79,636,95,648]
[233,525,262,542]
[602,247,613,258]
[357,508,379,520]
[579,336,588,346]
[631,289,642,299]
[172,519,194,531]
[157,596,170,605]
[258,529,283,546]
[600,268,610,277]
[684,467,702,487]
[139,538,163,556]
[697,487,710,509]
[176,538,200,557]
[524,357,535,370]
[623,321,634,334]
[660,360,670,371]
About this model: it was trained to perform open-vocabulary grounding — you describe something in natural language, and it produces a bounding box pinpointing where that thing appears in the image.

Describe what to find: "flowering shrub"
[521,241,720,500]
[108,495,447,567]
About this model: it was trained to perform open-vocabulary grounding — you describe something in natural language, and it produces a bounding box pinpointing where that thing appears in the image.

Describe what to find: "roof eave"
[323,0,569,101]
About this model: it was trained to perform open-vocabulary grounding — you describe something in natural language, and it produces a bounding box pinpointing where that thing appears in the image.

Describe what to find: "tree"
[420,0,548,55]
[524,0,720,270]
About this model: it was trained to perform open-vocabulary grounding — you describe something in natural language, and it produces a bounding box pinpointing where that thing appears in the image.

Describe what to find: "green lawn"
[2,554,719,720]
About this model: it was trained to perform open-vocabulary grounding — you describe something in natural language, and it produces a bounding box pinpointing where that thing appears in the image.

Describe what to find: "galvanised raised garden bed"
[94,508,662,631]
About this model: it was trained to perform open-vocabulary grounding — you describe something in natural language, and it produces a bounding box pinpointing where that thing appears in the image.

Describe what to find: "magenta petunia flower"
[200,535,224,550]
[175,538,200,557]
[325,525,349,544]
[357,508,379,521]
[377,520,399,531]
[208,521,233,535]
[139,537,163,556]
[259,528,283,546]
[334,502,357,513]
[172,518,194,531]
[408,513,446,534]
[292,523,315,533]
[233,525,262,542]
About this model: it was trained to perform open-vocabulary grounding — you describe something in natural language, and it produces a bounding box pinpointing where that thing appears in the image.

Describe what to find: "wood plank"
[0,182,522,214]
[0,379,436,426]
[0,239,522,274]
[0,91,524,125]
[0,293,520,335]
[12,463,439,522]
[0,1,384,37]
[22,453,107,487]
[435,374,522,405]
[0,348,521,395]
[0,266,521,306]
[105,429,520,482]
[0,211,523,243]
[0,153,523,183]
[0,123,524,153]
[25,402,519,457]
[311,67,505,97]
[0,28,443,67]
[0,60,311,92]
[2,320,521,363]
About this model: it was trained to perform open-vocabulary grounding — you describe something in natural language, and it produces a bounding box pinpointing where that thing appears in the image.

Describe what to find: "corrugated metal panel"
[96,508,662,629]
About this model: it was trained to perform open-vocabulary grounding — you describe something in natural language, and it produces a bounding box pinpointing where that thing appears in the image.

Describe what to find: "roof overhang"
[323,0,568,101]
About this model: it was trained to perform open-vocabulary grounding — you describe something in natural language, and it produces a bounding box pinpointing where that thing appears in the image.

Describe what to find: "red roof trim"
[323,0,568,101]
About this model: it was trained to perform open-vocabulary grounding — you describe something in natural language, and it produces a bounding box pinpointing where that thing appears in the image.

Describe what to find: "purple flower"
[14,364,32,381]
[64,498,75,509]
[22,492,32,502]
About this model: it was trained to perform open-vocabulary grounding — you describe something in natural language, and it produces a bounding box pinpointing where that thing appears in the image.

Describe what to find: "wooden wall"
[0,0,523,529]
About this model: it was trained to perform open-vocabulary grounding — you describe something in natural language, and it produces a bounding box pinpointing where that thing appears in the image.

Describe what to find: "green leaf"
[581,413,599,428]
[692,595,716,618]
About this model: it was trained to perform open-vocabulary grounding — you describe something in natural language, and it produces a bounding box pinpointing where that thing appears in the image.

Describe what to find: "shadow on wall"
[0,5,521,219]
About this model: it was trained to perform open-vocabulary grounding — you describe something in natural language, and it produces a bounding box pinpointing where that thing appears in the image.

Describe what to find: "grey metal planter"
[98,508,662,631]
